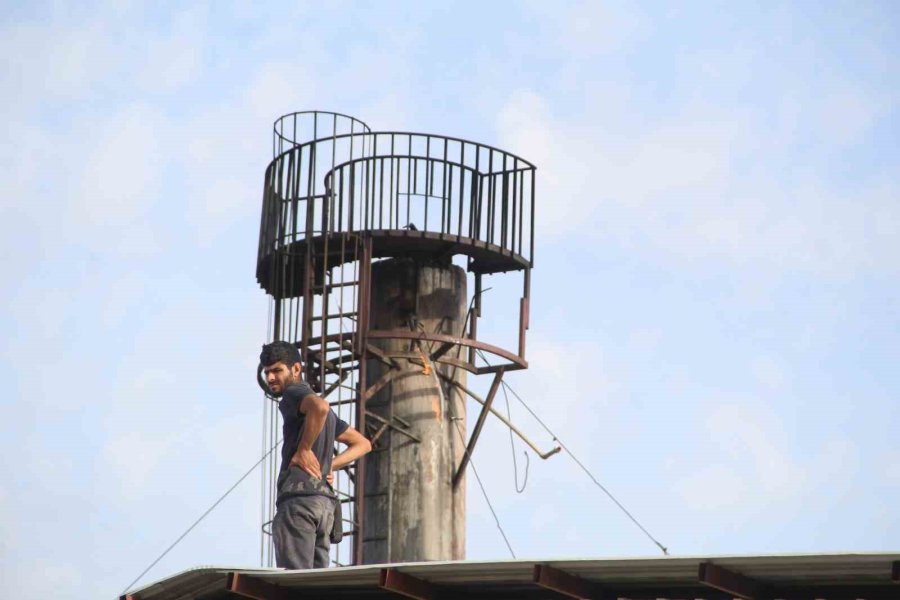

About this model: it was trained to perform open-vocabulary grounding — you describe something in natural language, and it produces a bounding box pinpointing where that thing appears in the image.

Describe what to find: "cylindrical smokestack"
[362,258,467,563]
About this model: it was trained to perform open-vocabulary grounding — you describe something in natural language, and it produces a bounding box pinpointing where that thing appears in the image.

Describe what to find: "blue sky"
[1,1,898,598]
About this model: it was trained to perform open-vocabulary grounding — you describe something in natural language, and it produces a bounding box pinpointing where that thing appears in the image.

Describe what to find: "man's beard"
[272,372,297,397]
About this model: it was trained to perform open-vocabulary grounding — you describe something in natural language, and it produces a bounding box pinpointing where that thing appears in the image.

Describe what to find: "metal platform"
[256,229,529,299]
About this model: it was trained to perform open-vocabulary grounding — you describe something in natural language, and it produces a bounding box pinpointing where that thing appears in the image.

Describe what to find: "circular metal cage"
[257,114,535,298]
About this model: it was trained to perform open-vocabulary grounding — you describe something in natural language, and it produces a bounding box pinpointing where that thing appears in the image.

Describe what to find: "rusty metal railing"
[258,128,535,284]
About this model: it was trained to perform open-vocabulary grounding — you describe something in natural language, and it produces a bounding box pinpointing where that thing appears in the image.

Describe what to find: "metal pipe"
[437,372,560,460]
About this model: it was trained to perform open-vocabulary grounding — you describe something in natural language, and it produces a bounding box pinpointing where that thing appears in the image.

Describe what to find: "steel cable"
[121,438,282,595]
[449,415,516,559]
[474,349,669,556]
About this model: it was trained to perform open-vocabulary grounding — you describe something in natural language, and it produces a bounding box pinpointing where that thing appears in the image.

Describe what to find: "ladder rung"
[329,397,358,407]
[311,312,358,322]
[313,280,359,291]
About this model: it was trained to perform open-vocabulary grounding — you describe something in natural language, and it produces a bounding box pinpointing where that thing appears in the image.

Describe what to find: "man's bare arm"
[331,427,372,473]
[290,394,329,479]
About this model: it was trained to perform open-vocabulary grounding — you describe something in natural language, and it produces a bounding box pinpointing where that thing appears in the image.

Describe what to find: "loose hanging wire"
[122,438,283,596]
[474,348,669,556]
[447,392,516,559]
[501,380,529,493]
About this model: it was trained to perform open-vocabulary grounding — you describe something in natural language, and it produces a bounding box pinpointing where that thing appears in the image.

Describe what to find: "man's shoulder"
[283,382,314,401]
[279,382,314,419]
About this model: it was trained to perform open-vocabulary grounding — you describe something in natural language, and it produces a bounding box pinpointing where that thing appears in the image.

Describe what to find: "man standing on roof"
[260,341,372,570]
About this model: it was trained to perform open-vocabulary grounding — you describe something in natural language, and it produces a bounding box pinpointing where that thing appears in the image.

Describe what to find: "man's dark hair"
[259,341,301,367]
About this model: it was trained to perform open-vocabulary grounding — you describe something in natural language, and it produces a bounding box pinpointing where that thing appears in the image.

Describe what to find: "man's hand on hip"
[291,448,322,479]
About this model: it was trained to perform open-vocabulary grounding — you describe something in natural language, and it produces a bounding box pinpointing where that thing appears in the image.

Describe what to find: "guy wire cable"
[447,396,516,559]
[261,298,274,565]
[474,348,670,556]
[121,438,283,595]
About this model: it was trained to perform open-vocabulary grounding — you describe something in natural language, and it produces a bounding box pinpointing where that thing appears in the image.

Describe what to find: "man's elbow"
[359,437,372,455]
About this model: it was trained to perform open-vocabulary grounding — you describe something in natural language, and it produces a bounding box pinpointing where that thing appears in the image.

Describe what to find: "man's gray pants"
[273,495,335,569]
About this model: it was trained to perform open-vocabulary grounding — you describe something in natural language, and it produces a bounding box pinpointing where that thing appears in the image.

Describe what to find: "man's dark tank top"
[276,382,349,501]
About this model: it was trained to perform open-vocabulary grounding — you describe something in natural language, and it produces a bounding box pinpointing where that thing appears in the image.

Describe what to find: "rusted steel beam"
[225,572,293,600]
[322,369,353,398]
[305,352,343,377]
[518,296,528,359]
[362,366,398,401]
[519,268,530,359]
[306,331,361,346]
[476,362,525,375]
[307,350,357,367]
[364,342,399,368]
[379,568,436,600]
[364,343,520,376]
[453,368,504,488]
[699,562,763,600]
[379,350,478,375]
[365,410,422,443]
[436,356,478,374]
[301,217,315,386]
[367,330,527,369]
[353,236,373,566]
[532,564,600,599]
[370,422,390,445]
[429,341,456,362]
[468,273,481,365]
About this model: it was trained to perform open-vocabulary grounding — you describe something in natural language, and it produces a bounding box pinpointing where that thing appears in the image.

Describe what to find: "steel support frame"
[519,268,530,359]
[293,330,526,374]
[532,564,601,600]
[352,236,373,566]
[453,367,504,487]
[379,568,437,600]
[362,365,399,402]
[367,330,527,370]
[698,562,764,600]
[225,572,294,600]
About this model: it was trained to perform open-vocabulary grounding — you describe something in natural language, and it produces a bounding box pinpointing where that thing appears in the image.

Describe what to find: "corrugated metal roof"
[122,553,900,600]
